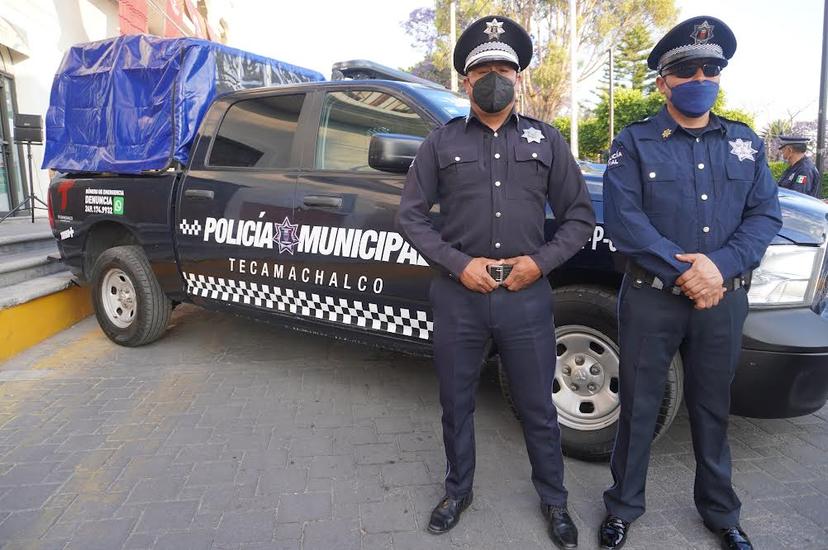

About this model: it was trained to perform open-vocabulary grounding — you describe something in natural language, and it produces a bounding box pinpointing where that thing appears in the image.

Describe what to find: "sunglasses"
[662,62,722,79]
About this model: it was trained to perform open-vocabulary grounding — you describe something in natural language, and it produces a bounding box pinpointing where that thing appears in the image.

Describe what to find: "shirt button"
[454,156,461,162]
[494,153,501,159]
[703,226,710,233]
[532,152,538,158]
[493,132,498,137]
[696,137,700,143]
[494,181,501,187]
[649,172,656,179]
[495,211,502,218]
[701,194,708,201]
[495,242,501,248]
[697,163,705,170]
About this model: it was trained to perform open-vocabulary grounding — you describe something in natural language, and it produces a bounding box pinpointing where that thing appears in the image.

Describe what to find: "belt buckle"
[488,264,508,283]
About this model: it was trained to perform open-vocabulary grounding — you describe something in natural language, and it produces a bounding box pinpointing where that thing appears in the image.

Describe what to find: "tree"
[614,23,656,91]
[402,0,678,120]
[553,87,755,161]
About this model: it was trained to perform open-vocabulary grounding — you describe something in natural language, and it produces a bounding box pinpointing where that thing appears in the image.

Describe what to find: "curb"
[0,285,93,362]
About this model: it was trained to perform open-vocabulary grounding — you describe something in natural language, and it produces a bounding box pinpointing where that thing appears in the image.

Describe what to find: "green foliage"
[768,161,786,181]
[402,0,678,117]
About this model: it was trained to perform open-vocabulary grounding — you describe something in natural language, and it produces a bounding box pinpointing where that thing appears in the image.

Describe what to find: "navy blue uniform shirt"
[779,156,822,199]
[397,112,595,278]
[603,106,782,287]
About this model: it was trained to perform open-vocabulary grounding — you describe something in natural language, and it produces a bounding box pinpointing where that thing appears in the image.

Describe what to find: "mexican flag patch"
[796,175,808,184]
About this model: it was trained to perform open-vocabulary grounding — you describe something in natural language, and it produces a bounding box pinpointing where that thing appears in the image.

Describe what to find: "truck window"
[315,90,430,172]
[209,94,305,169]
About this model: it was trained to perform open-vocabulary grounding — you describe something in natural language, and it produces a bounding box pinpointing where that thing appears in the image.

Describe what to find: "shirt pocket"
[640,162,681,217]
[714,159,753,204]
[437,147,480,187]
[507,143,551,201]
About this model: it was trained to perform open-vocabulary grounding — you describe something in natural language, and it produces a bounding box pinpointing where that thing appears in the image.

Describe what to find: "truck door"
[176,92,308,317]
[290,88,435,344]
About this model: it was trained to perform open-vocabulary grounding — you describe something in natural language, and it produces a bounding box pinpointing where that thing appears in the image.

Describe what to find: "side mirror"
[368,133,424,174]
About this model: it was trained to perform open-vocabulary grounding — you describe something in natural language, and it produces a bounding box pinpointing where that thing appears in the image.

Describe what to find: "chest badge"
[522,127,545,144]
[728,138,757,162]
[661,128,672,139]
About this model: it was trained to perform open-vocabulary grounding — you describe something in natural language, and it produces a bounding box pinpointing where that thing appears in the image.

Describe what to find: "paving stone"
[276,492,331,523]
[64,517,136,550]
[359,494,416,533]
[0,309,825,549]
[0,484,62,511]
[134,499,198,531]
[215,510,276,544]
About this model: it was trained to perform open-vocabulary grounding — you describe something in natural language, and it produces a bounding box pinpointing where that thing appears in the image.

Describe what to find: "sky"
[226,0,824,130]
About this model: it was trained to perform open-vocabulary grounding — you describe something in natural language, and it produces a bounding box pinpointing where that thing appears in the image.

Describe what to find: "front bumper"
[731,306,828,418]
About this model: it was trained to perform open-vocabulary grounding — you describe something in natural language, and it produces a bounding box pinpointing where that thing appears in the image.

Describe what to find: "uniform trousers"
[604,275,748,529]
[430,274,568,506]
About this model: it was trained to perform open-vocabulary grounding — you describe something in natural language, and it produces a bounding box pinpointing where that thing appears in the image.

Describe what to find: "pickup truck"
[47,67,828,460]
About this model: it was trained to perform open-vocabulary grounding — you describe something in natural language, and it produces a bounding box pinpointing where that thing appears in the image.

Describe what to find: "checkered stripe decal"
[183,273,433,340]
[179,219,202,236]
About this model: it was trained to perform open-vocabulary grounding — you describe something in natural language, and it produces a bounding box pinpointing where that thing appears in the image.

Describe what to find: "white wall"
[0,0,119,208]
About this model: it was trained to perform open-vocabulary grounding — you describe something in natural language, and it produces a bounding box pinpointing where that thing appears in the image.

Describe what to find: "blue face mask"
[666,80,719,118]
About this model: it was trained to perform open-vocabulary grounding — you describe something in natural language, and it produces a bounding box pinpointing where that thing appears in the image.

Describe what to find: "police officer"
[778,135,822,199]
[600,16,782,550]
[397,15,595,549]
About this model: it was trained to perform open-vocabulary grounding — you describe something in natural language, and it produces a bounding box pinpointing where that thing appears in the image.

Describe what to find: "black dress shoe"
[599,515,630,549]
[540,504,578,549]
[707,525,753,550]
[427,493,473,534]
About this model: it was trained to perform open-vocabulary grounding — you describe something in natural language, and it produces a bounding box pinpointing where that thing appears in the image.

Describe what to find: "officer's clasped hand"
[501,256,542,292]
[460,257,500,293]
[675,253,725,309]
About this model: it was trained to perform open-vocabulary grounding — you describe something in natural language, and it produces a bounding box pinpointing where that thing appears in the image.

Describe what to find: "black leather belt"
[627,264,748,295]
[487,264,513,283]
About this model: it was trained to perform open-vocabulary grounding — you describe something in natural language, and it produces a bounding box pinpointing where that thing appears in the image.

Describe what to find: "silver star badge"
[522,127,545,144]
[484,18,505,41]
[728,138,758,162]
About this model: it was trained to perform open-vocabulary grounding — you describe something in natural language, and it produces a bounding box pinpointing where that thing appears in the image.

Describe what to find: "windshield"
[416,87,470,121]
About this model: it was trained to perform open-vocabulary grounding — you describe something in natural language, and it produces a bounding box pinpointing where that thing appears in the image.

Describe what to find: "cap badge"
[522,127,545,144]
[484,18,505,41]
[662,128,672,139]
[691,20,714,44]
[729,138,758,162]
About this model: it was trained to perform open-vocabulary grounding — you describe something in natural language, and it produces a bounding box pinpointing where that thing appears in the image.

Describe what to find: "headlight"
[748,244,823,307]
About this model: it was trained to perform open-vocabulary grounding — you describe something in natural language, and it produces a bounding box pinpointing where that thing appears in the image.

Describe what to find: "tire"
[497,284,684,461]
[90,245,172,347]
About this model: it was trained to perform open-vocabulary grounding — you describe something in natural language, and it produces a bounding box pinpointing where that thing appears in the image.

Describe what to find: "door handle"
[184,189,214,200]
[303,195,342,208]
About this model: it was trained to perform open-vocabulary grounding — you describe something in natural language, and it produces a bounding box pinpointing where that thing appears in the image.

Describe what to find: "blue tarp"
[43,34,325,174]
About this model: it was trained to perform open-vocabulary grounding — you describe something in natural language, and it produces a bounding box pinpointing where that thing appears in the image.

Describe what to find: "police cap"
[453,15,532,75]
[778,135,810,149]
[647,16,736,72]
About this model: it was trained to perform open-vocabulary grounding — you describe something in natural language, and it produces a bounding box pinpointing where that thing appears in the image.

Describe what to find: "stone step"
[0,248,66,289]
[0,271,77,310]
[0,223,55,256]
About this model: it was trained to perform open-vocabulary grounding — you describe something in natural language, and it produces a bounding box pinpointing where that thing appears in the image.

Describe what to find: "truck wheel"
[90,245,171,347]
[497,285,684,461]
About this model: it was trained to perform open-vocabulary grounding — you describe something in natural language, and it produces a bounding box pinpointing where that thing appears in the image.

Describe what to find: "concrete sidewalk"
[0,305,825,549]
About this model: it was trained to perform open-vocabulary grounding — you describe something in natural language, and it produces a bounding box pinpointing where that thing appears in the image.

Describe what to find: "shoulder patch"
[607,142,626,169]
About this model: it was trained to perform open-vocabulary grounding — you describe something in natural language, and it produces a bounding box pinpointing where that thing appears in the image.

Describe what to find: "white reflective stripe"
[464,49,519,72]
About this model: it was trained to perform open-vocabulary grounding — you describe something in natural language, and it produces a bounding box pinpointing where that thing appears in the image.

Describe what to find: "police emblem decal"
[484,18,505,41]
[521,127,545,144]
[274,216,300,254]
[691,20,714,44]
[728,139,758,162]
